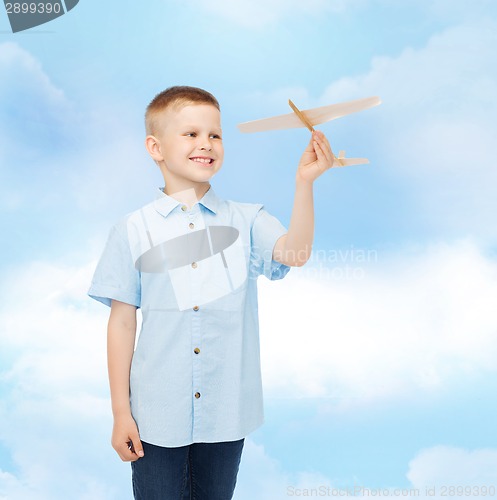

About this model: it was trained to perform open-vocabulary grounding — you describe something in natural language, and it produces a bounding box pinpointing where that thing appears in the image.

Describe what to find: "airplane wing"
[333,157,370,168]
[332,150,369,168]
[237,96,381,133]
[237,110,304,133]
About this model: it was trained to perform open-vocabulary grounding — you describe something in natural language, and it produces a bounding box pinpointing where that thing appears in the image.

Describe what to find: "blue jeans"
[131,438,245,499]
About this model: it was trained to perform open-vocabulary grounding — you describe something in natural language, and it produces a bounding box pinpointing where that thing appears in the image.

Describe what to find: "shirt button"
[194,347,200,354]
[191,262,197,269]
[189,223,194,229]
[181,205,187,211]
[193,305,199,311]
[195,392,201,399]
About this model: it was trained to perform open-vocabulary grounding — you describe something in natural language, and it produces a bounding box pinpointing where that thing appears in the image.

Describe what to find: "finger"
[315,131,334,159]
[314,132,334,166]
[318,131,333,153]
[313,138,333,170]
[114,441,138,462]
[312,140,328,171]
[130,431,145,458]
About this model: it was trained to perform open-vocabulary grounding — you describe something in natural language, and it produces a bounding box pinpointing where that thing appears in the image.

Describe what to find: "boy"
[88,86,334,499]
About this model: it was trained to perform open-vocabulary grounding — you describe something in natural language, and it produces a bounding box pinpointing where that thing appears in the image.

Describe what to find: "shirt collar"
[153,185,220,218]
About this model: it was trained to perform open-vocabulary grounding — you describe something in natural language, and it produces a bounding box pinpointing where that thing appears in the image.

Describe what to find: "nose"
[198,136,213,151]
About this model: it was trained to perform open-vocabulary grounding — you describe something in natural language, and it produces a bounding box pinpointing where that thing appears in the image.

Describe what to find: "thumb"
[130,431,144,458]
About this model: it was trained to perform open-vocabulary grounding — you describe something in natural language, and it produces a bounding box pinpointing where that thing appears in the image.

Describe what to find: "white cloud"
[238,441,497,500]
[0,42,154,218]
[1,7,496,500]
[0,42,71,163]
[0,42,67,108]
[318,19,497,148]
[316,19,497,242]
[235,439,334,500]
[407,446,497,499]
[0,42,74,212]
[0,261,130,500]
[1,238,496,496]
[239,16,497,242]
[258,237,497,404]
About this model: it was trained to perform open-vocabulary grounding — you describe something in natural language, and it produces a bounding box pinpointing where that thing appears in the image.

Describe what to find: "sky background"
[1,0,497,498]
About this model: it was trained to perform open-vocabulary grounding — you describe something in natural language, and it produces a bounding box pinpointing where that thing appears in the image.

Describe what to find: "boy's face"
[151,104,224,186]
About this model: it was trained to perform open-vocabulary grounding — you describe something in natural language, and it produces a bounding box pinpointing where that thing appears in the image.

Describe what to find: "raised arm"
[108,299,144,461]
[273,130,334,267]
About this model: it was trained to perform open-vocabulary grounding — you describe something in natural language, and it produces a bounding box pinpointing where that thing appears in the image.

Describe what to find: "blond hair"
[145,86,220,135]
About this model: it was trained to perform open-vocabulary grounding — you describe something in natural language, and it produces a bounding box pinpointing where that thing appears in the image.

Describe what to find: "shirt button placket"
[189,207,203,441]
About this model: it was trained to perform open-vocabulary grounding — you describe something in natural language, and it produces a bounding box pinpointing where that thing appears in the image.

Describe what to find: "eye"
[210,134,222,140]
[185,132,196,137]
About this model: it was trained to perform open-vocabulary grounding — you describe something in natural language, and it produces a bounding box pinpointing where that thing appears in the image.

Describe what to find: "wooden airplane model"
[237,96,381,168]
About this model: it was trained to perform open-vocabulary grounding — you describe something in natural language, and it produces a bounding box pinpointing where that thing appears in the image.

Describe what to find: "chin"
[195,170,219,182]
[189,175,214,184]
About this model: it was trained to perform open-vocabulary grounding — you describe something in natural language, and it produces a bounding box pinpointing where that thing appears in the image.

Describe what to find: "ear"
[145,135,164,161]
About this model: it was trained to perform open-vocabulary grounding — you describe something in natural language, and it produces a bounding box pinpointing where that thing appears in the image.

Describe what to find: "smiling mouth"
[190,157,214,165]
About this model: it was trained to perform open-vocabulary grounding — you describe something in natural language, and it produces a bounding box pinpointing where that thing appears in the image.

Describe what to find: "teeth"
[191,158,212,164]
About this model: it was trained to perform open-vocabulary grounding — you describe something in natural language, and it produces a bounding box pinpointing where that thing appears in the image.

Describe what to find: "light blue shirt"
[88,186,290,447]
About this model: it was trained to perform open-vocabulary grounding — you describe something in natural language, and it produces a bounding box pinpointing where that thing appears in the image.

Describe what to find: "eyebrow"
[181,125,222,132]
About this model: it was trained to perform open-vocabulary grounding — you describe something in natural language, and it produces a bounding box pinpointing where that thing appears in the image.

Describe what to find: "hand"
[296,130,335,184]
[111,414,144,462]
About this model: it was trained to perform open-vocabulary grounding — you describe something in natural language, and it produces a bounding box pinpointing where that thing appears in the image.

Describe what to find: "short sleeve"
[250,206,291,281]
[87,221,141,308]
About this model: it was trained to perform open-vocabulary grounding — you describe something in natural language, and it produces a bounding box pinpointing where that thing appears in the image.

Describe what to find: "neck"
[162,181,211,209]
